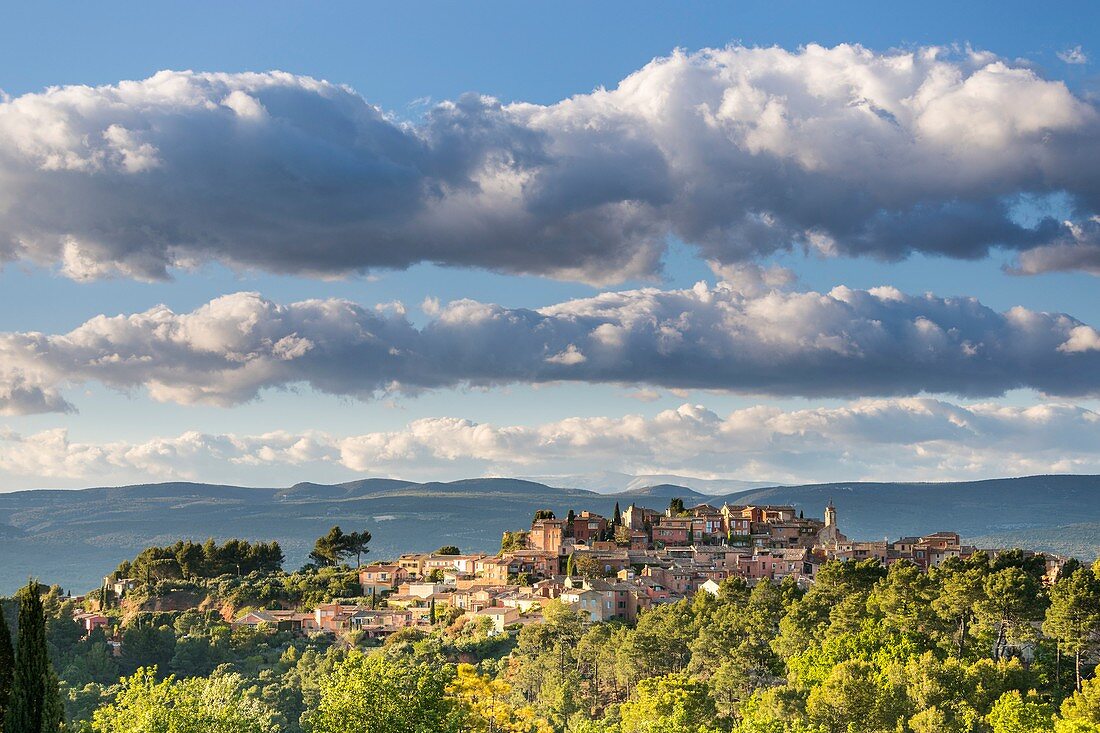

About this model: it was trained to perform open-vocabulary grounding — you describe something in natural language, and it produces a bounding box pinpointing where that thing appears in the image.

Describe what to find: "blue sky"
[1,1,1099,489]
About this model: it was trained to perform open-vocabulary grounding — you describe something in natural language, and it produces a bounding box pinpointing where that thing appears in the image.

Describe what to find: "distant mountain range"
[2,474,1100,594]
[520,471,778,494]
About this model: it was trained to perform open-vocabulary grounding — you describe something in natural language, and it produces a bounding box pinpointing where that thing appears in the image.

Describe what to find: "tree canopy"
[309,527,372,568]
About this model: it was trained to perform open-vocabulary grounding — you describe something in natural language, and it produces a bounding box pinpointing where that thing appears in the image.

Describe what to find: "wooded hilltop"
[4,526,1100,732]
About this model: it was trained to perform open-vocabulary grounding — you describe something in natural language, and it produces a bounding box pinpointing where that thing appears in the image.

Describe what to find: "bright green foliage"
[733,686,821,733]
[91,667,279,732]
[617,673,719,733]
[1055,720,1100,733]
[774,559,885,660]
[986,690,1055,733]
[4,580,64,733]
[1061,676,1100,725]
[805,659,907,733]
[302,650,463,733]
[899,654,1028,732]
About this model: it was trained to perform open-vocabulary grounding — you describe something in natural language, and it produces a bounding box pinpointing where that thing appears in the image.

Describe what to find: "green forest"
[4,548,1100,732]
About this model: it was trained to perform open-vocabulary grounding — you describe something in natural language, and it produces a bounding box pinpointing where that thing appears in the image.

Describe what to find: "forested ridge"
[4,549,1100,731]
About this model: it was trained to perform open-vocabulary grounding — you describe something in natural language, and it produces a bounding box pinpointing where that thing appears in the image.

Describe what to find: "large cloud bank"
[1,45,1099,282]
[2,278,1100,415]
[2,398,1098,488]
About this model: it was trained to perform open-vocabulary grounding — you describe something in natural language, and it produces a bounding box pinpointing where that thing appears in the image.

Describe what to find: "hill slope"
[2,475,1099,593]
[524,471,777,494]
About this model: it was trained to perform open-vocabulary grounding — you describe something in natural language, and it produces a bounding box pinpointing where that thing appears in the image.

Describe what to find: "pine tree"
[4,580,64,733]
[0,601,14,726]
[1043,566,1100,691]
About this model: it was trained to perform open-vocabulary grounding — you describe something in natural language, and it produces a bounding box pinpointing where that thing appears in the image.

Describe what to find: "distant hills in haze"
[522,471,778,494]
[2,474,1100,594]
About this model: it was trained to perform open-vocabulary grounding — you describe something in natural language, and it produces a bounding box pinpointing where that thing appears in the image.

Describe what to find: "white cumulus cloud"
[0,47,1099,282]
[3,398,1100,489]
[1,278,1100,415]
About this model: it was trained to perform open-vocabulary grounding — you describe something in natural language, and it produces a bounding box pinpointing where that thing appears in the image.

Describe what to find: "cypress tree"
[0,601,13,727]
[4,580,63,733]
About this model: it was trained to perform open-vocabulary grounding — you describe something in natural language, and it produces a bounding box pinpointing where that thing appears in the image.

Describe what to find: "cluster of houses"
[226,499,1067,633]
[80,499,1067,642]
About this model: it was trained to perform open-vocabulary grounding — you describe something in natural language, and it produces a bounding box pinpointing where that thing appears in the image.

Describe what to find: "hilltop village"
[16,496,1098,733]
[79,499,1065,642]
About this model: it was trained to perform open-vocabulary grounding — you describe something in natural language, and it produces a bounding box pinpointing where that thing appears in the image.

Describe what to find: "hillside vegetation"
[6,548,1100,732]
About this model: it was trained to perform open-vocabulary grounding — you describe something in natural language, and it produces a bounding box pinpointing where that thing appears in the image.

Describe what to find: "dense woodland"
[3,546,1100,732]
[110,539,287,584]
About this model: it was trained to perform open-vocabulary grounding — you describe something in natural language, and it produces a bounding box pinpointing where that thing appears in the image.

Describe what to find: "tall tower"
[817,501,845,548]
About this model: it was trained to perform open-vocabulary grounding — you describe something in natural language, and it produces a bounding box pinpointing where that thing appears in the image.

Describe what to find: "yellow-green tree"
[448,663,552,733]
[805,659,907,733]
[303,650,463,733]
[91,667,279,733]
[986,690,1054,733]
[1059,676,1100,729]
[617,673,720,733]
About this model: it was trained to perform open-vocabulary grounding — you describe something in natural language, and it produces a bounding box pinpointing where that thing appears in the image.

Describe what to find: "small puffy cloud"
[2,281,1100,415]
[1058,45,1089,65]
[1007,217,1100,275]
[707,261,797,296]
[4,398,1100,488]
[1060,325,1100,353]
[0,48,1099,282]
[545,344,587,365]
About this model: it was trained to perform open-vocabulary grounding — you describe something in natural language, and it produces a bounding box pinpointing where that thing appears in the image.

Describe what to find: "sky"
[1,1,1100,490]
